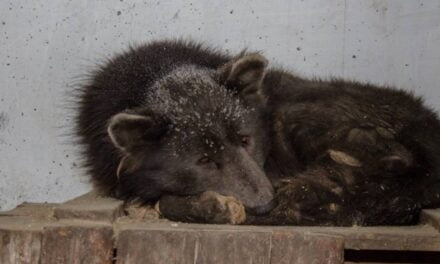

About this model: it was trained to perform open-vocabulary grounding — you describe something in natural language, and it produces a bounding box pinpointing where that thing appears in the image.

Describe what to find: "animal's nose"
[246,199,276,215]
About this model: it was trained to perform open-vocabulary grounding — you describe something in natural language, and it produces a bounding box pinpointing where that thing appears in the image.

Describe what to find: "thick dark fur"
[75,40,275,215]
[75,39,440,225]
[254,71,440,225]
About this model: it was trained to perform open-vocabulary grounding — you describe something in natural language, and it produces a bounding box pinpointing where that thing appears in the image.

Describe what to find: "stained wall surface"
[1,0,439,210]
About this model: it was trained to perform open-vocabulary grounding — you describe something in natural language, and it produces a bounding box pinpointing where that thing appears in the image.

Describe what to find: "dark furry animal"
[251,70,440,225]
[76,40,440,225]
[75,40,275,215]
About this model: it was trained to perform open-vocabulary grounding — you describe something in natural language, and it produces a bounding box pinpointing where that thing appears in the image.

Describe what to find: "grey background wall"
[1,0,439,211]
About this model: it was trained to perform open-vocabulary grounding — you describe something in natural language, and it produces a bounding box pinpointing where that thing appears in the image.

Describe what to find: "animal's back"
[271,76,440,171]
[263,71,440,224]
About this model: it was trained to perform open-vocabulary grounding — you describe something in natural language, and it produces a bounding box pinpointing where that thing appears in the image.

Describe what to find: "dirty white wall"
[1,0,439,211]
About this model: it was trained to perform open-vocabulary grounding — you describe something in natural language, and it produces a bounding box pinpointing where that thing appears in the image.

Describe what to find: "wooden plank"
[115,221,345,264]
[196,230,271,264]
[0,229,42,264]
[53,191,124,222]
[305,225,440,251]
[0,202,56,264]
[40,221,114,264]
[116,229,197,264]
[270,231,344,264]
[116,226,271,264]
[1,195,440,264]
[138,222,440,252]
[0,202,57,219]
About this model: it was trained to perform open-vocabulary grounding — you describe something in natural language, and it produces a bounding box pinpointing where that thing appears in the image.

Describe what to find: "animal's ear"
[107,112,166,153]
[218,53,268,102]
[116,156,142,179]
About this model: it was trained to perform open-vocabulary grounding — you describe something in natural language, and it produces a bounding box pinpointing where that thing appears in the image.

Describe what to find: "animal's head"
[107,53,275,215]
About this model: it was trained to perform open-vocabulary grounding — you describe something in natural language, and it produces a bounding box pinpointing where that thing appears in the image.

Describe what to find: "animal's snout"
[244,175,276,216]
[246,199,276,215]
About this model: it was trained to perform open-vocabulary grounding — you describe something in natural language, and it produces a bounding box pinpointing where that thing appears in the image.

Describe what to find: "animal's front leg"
[158,191,247,224]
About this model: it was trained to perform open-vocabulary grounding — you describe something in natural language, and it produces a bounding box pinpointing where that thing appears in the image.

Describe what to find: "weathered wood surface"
[115,222,345,264]
[0,203,56,264]
[1,192,440,264]
[117,229,198,264]
[0,202,57,220]
[40,221,114,264]
[53,191,124,222]
[303,224,440,251]
[270,230,344,264]
[0,229,43,264]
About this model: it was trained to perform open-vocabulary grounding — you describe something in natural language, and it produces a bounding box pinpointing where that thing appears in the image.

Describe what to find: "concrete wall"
[1,0,439,211]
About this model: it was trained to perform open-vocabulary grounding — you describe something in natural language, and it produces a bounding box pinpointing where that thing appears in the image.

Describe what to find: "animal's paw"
[158,191,246,224]
[124,201,161,220]
[197,191,246,224]
[267,178,346,226]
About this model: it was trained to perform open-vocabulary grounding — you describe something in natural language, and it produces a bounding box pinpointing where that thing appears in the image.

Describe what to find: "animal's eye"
[198,156,212,164]
[240,135,251,147]
[197,156,219,170]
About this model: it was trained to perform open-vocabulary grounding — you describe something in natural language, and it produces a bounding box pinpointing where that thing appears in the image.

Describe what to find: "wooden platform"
[1,192,440,264]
